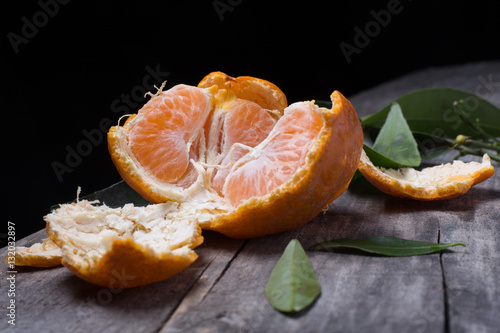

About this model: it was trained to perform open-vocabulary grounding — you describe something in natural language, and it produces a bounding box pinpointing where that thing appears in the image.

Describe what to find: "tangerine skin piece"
[358,150,494,201]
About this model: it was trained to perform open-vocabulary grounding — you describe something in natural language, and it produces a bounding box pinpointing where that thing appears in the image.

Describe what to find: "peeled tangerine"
[358,149,494,200]
[17,72,363,288]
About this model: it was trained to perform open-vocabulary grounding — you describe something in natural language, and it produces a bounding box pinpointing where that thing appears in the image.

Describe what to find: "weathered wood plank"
[161,187,449,332]
[351,60,500,332]
[439,174,500,333]
[161,232,247,331]
[0,230,245,333]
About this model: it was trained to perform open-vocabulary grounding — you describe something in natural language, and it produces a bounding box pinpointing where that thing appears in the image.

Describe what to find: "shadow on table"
[14,265,62,274]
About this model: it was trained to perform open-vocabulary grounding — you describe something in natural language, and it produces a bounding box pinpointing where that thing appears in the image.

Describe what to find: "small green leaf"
[265,239,321,312]
[309,236,466,257]
[371,103,421,167]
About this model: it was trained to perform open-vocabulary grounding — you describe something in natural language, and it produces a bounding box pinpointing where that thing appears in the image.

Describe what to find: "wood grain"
[160,186,451,333]
[439,174,500,333]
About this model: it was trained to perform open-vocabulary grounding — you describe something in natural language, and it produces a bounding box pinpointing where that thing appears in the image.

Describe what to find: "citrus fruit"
[45,200,203,288]
[358,149,495,200]
[7,238,62,267]
[108,72,364,238]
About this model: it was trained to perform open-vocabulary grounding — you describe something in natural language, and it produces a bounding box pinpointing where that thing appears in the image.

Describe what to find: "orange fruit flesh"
[223,101,323,206]
[129,84,214,184]
[123,85,325,208]
[204,91,364,238]
[211,98,277,195]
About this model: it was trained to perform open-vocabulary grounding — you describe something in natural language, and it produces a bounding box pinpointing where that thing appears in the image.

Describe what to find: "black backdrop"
[2,0,500,242]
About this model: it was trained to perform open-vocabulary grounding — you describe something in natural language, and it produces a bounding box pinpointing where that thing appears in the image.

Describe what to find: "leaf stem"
[454,145,500,162]
[468,140,500,153]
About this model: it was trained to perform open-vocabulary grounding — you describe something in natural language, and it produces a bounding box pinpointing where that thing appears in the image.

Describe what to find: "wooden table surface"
[2,61,500,333]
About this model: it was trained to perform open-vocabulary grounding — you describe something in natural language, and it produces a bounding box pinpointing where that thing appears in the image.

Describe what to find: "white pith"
[45,200,201,270]
[14,238,62,265]
[361,150,492,187]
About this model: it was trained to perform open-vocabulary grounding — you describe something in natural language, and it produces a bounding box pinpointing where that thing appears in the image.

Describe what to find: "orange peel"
[198,71,287,114]
[45,200,203,288]
[358,149,495,200]
[6,238,62,267]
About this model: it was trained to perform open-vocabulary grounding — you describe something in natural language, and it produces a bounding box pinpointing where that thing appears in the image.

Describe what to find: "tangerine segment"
[6,238,62,267]
[45,200,203,288]
[223,101,324,206]
[358,150,495,200]
[212,98,277,194]
[203,91,364,238]
[129,84,215,183]
[198,71,287,114]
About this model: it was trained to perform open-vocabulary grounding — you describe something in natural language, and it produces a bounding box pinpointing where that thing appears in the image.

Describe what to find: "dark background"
[2,0,499,243]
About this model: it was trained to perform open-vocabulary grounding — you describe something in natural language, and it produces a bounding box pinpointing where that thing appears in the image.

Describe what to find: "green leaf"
[363,145,411,169]
[265,239,321,312]
[371,102,421,167]
[412,131,453,159]
[361,88,500,139]
[309,236,466,257]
